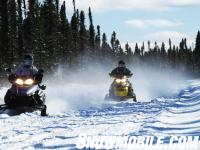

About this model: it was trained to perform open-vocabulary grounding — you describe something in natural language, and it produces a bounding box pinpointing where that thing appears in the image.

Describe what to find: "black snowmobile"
[105,75,137,102]
[0,69,47,116]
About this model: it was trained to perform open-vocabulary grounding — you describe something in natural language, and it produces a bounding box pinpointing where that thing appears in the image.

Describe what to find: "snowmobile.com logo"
[76,134,199,149]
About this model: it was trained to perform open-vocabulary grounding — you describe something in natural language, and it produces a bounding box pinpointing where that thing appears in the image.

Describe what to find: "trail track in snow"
[0,80,200,149]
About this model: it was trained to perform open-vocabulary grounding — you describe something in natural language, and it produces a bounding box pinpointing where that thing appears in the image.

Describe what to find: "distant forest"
[0,0,200,79]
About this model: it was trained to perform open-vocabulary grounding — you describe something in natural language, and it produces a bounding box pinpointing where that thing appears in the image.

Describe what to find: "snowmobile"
[105,76,137,102]
[0,69,47,116]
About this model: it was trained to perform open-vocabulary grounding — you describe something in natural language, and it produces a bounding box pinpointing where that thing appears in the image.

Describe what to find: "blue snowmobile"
[0,69,47,116]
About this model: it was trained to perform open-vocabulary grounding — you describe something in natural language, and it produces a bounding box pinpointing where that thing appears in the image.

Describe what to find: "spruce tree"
[79,10,86,54]
[102,33,109,56]
[148,40,151,51]
[23,0,27,18]
[160,42,167,69]
[23,0,37,50]
[141,42,145,57]
[133,43,141,66]
[134,43,140,57]
[59,1,70,64]
[17,0,24,57]
[40,0,60,69]
[72,0,76,13]
[125,42,133,63]
[55,0,59,14]
[169,38,172,50]
[7,0,18,64]
[95,25,101,50]
[0,0,9,67]
[88,7,95,48]
[195,31,200,52]
[71,13,79,59]
[111,31,116,52]
[193,31,200,74]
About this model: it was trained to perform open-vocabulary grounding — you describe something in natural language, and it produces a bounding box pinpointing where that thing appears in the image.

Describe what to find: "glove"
[35,73,43,84]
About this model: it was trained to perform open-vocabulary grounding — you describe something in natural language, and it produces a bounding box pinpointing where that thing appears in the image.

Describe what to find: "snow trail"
[0,80,200,149]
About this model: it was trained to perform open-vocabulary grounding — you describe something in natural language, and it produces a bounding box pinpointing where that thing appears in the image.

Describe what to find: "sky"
[42,0,200,50]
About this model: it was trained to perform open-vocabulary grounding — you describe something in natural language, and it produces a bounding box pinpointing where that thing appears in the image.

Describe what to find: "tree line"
[0,0,200,79]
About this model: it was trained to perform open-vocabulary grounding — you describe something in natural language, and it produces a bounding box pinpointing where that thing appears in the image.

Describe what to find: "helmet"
[23,54,33,60]
[23,54,33,68]
[118,60,126,68]
[118,60,125,65]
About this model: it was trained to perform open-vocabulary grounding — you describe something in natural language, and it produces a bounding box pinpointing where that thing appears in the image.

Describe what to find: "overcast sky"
[42,0,200,50]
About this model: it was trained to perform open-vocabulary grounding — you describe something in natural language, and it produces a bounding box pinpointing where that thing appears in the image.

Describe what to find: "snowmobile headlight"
[116,78,127,83]
[15,78,24,85]
[121,79,127,83]
[24,79,34,85]
[116,79,121,83]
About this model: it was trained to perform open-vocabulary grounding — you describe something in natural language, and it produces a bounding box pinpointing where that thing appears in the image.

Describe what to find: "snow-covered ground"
[0,80,200,149]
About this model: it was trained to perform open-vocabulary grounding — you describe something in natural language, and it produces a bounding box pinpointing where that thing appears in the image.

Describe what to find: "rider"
[5,54,44,106]
[110,60,132,77]
[109,60,133,97]
[8,54,43,84]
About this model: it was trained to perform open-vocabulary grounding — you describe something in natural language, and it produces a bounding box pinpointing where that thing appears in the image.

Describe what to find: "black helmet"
[118,60,125,65]
[23,54,33,60]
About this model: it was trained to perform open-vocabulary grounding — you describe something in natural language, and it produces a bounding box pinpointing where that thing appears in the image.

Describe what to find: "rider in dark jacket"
[5,54,44,106]
[8,54,43,84]
[110,60,132,77]
[109,60,134,97]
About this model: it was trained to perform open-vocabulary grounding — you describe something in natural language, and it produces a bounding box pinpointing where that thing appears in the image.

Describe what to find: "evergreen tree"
[195,31,200,52]
[40,0,60,69]
[160,42,167,69]
[23,0,37,50]
[194,31,200,74]
[102,33,107,50]
[171,45,177,68]
[133,43,141,65]
[7,0,18,64]
[22,0,27,18]
[110,31,117,54]
[72,0,76,13]
[134,43,140,57]
[115,39,122,55]
[0,0,200,78]
[169,38,172,51]
[125,42,132,56]
[17,0,24,57]
[79,10,87,54]
[148,40,151,51]
[0,0,9,67]
[95,25,101,50]
[55,0,59,14]
[88,7,95,48]
[59,1,70,64]
[161,42,166,58]
[141,42,145,57]
[71,12,79,60]
[125,42,133,63]
[102,33,110,56]
[153,42,160,66]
